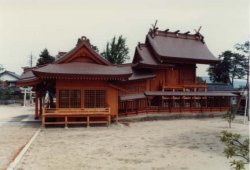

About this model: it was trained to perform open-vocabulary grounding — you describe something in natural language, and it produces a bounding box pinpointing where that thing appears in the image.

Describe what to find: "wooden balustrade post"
[87,116,90,127]
[39,97,42,117]
[65,116,68,128]
[41,106,45,127]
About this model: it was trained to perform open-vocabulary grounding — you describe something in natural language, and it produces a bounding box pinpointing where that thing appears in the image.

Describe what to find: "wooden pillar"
[35,94,39,120]
[87,116,90,127]
[210,97,212,112]
[42,115,45,127]
[200,97,203,113]
[65,116,68,128]
[125,101,127,113]
[39,97,42,117]
[23,88,27,107]
[108,115,111,126]
[116,114,118,123]
[219,97,222,111]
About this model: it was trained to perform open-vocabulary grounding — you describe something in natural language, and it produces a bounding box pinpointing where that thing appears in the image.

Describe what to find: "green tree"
[235,41,249,121]
[235,41,250,54]
[208,51,247,86]
[36,49,55,66]
[0,64,4,72]
[91,45,99,53]
[220,131,249,170]
[224,106,236,128]
[196,76,206,83]
[101,35,129,64]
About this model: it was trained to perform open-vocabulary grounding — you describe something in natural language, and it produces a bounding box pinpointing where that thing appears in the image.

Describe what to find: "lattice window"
[70,90,81,108]
[84,90,106,108]
[59,90,70,108]
[59,90,81,108]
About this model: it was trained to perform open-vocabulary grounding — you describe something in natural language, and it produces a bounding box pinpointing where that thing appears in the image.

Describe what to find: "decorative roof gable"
[55,36,110,65]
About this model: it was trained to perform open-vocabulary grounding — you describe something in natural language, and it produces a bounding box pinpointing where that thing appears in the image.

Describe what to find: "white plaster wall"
[0,74,18,81]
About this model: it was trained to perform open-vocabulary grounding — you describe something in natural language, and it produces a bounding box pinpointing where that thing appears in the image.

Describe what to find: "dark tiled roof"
[144,91,237,97]
[136,45,158,65]
[17,70,39,86]
[128,69,155,81]
[33,62,132,77]
[207,84,236,92]
[146,30,219,64]
[134,45,173,68]
[0,70,20,80]
[20,70,36,80]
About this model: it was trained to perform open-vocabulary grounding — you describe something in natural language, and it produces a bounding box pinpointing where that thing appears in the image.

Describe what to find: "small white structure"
[0,70,20,87]
[20,87,35,106]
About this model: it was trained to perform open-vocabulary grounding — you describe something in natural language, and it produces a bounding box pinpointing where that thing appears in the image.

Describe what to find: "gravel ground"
[15,116,249,170]
[0,105,39,170]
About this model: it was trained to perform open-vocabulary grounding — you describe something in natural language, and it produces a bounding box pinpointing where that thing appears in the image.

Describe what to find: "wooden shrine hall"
[17,28,237,127]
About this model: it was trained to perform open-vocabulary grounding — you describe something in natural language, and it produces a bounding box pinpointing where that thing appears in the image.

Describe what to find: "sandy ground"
[0,104,34,123]
[0,105,39,170]
[15,116,249,170]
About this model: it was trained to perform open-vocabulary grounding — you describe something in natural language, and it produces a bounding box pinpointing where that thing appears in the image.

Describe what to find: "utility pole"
[29,52,35,67]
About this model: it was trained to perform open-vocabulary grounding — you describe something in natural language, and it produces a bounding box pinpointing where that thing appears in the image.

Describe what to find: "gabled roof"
[55,36,111,65]
[17,65,47,86]
[134,44,158,65]
[147,30,218,64]
[0,70,20,80]
[132,29,219,65]
[133,44,173,69]
[17,70,40,86]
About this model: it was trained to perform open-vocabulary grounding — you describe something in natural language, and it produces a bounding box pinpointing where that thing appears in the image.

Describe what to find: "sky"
[0,0,249,76]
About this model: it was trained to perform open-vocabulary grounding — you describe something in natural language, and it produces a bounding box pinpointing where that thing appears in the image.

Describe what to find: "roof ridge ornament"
[76,36,91,46]
[164,29,169,33]
[194,26,205,43]
[149,20,158,38]
[174,30,180,37]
